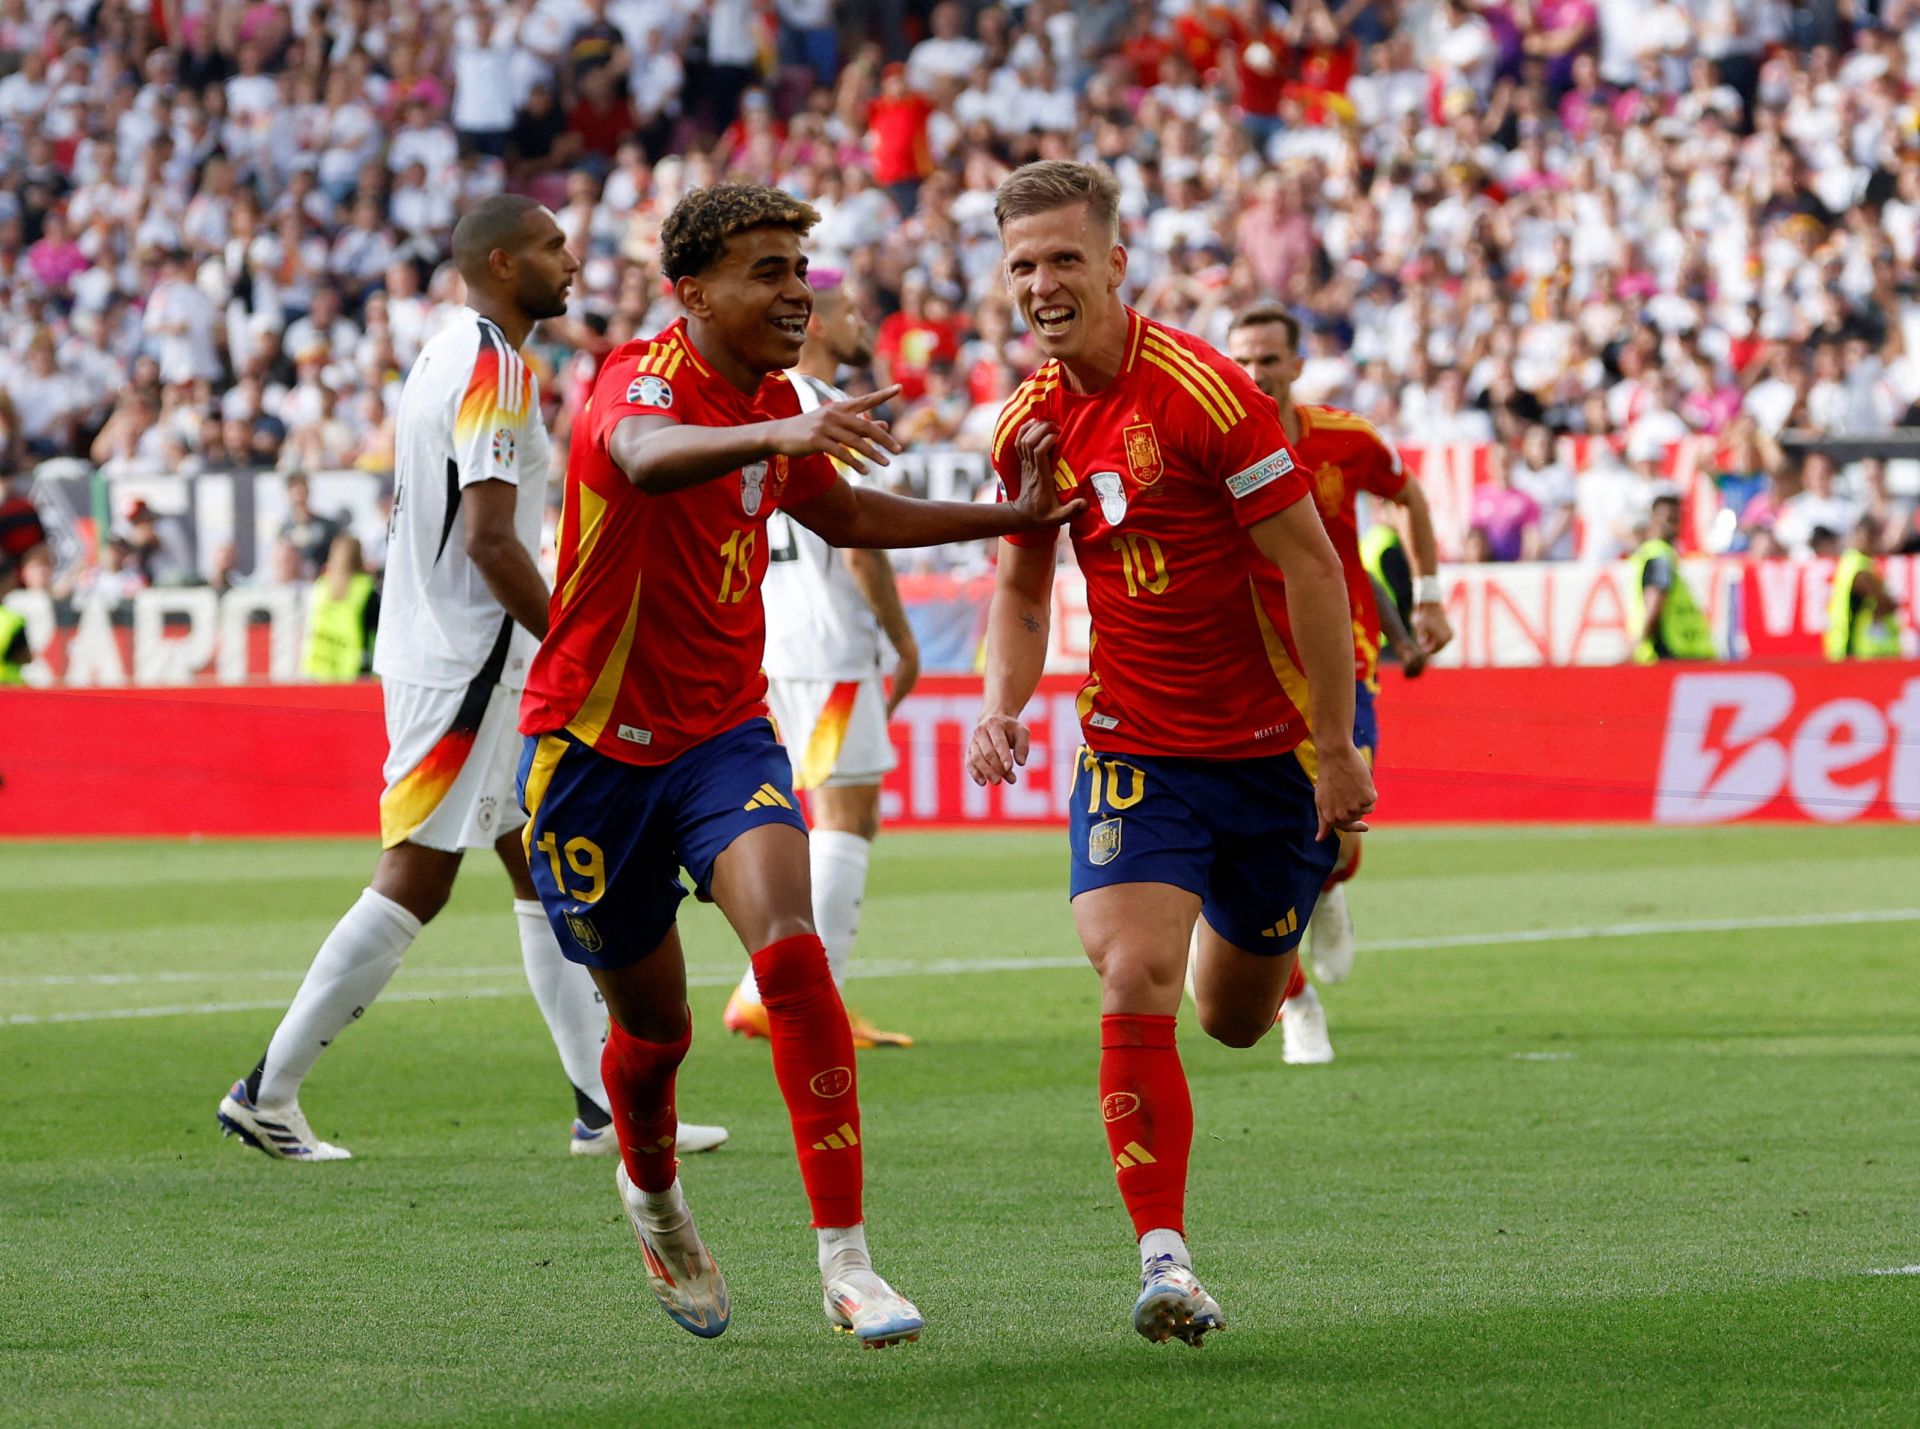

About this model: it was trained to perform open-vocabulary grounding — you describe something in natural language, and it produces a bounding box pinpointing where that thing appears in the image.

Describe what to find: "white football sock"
[630,1176,689,1235]
[810,829,872,988]
[1139,1228,1191,1269]
[818,1222,872,1281]
[1283,983,1321,1017]
[733,964,761,1007]
[515,898,610,1116]
[255,887,419,1107]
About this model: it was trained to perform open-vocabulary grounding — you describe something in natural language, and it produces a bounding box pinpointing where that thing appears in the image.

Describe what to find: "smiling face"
[1000,201,1127,364]
[678,224,814,375]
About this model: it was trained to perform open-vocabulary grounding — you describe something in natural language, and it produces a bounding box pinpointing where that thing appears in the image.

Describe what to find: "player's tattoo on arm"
[1020,611,1042,635]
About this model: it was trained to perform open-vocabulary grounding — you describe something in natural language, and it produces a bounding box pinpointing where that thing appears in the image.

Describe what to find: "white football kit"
[372,313,550,850]
[762,372,899,790]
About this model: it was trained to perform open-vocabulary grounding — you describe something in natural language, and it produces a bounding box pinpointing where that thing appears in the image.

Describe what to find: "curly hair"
[660,184,821,283]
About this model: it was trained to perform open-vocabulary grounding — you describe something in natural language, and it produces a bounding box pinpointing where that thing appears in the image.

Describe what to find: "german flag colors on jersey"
[1289,405,1407,690]
[995,309,1318,764]
[518,319,837,765]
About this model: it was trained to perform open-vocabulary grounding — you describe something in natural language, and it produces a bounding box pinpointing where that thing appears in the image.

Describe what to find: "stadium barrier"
[5,664,1915,837]
[7,555,1917,687]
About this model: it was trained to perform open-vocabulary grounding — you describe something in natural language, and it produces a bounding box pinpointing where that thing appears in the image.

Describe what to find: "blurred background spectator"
[0,0,1915,601]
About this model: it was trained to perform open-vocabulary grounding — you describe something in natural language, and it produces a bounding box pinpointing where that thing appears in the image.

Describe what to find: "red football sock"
[1324,839,1362,891]
[1283,960,1308,1003]
[751,933,862,1229]
[601,1016,691,1193]
[1099,1013,1191,1239]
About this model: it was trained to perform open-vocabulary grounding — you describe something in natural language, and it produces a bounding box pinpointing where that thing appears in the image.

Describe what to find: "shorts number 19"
[536,831,606,903]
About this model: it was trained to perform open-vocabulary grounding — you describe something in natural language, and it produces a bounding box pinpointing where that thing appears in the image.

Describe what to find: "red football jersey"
[519,319,836,764]
[1290,405,1407,690]
[995,310,1320,763]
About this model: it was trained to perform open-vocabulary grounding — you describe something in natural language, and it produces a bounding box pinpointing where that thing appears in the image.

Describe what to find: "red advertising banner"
[4,664,1917,838]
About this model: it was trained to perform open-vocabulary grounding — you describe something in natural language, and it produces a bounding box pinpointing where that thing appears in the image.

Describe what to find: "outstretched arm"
[786,475,1079,549]
[608,385,907,495]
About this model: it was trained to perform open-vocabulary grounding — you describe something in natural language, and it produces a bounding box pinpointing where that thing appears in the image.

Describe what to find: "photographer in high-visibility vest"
[1629,492,1714,663]
[301,532,379,681]
[1825,516,1903,660]
[0,480,47,685]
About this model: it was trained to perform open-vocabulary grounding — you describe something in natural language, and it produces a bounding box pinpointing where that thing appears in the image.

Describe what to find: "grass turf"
[2,825,1917,1426]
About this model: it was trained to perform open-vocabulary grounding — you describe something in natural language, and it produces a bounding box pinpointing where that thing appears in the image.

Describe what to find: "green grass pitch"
[3,826,1917,1426]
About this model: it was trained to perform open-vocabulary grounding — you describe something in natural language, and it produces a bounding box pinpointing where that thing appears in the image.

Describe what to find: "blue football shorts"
[1066,743,1339,956]
[516,717,808,969]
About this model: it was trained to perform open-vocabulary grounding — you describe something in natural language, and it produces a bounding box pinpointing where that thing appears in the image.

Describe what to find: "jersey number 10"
[1109,534,1170,598]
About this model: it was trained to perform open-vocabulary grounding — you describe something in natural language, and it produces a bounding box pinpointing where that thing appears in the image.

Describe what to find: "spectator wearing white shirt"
[1512,423,1580,560]
[908,2,986,94]
[141,250,222,385]
[452,10,520,156]
[1773,453,1861,555]
[387,97,460,176]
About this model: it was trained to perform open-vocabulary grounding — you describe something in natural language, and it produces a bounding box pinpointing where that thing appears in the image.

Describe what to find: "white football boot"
[1307,884,1356,985]
[824,1269,925,1348]
[1281,983,1335,1065]
[1133,1254,1226,1346]
[571,1120,730,1156]
[216,1081,352,1161]
[616,1163,731,1338]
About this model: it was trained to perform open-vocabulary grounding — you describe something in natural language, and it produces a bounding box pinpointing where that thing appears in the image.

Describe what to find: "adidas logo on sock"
[811,1122,860,1151]
[1114,1140,1157,1171]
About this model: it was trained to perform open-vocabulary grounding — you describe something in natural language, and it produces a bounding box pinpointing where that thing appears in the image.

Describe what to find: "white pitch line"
[7,908,1919,1027]
[1,958,1092,1027]
[1865,1265,1920,1276]
[1366,908,1920,953]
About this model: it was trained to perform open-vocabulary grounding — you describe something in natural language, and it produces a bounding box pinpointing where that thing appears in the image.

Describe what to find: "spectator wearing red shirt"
[867,64,933,214]
[874,271,959,404]
[566,65,633,169]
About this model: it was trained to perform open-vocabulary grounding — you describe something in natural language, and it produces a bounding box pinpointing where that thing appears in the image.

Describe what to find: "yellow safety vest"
[1825,549,1903,661]
[302,572,375,681]
[1629,539,1714,663]
[1359,523,1402,592]
[0,605,27,685]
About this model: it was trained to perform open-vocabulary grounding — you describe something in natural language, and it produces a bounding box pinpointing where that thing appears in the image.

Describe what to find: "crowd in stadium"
[3,0,1920,596]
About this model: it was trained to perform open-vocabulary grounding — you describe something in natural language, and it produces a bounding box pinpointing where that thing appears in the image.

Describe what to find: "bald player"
[217,195,727,1160]
[724,271,917,1051]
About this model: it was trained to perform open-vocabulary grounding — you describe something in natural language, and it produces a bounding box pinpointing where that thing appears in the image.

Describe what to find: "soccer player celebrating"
[516,184,1079,1345]
[968,162,1375,1345]
[724,270,916,1051]
[1223,304,1454,1061]
[216,196,727,1162]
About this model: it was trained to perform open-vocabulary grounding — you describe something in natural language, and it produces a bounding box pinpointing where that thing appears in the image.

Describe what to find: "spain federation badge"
[565,912,603,955]
[1089,817,1122,867]
[740,461,768,517]
[1123,422,1163,487]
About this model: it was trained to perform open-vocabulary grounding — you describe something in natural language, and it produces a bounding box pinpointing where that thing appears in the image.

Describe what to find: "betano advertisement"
[4,665,1916,837]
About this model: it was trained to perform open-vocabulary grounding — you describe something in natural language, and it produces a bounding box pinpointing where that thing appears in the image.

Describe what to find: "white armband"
[1414,575,1443,605]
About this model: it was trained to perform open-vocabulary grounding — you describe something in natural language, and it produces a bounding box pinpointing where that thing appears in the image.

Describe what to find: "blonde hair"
[993,161,1121,241]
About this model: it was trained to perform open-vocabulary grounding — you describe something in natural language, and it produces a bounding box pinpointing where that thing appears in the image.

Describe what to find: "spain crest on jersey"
[1090,470,1128,526]
[741,461,768,517]
[1089,817,1122,866]
[1123,422,1163,487]
[1315,460,1345,516]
